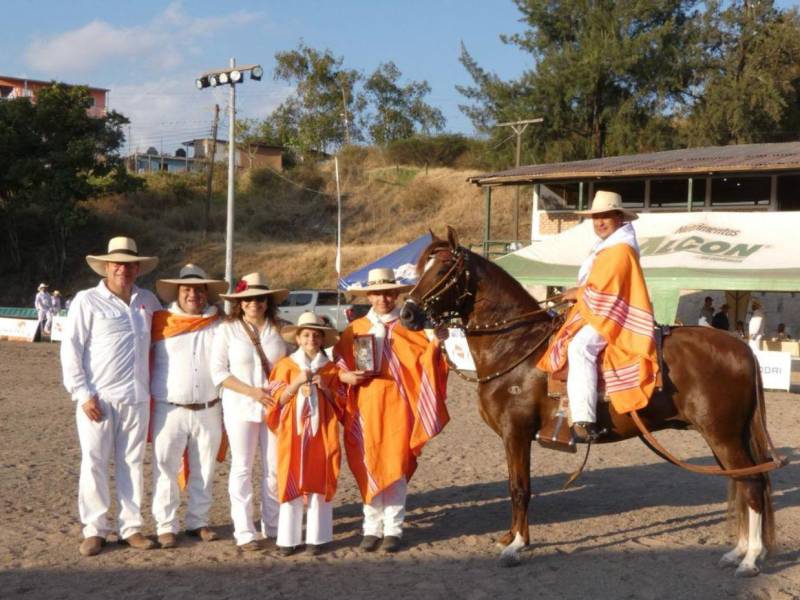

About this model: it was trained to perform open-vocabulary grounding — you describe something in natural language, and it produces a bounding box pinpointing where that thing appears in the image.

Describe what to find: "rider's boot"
[571,421,603,443]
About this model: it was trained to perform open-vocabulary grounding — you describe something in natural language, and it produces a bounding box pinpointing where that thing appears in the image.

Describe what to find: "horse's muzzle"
[400,299,426,331]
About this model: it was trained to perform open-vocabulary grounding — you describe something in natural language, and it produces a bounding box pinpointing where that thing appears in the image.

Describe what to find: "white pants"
[363,478,407,538]
[76,398,149,540]
[748,336,762,353]
[567,324,608,424]
[277,494,333,548]
[151,401,223,535]
[223,413,279,545]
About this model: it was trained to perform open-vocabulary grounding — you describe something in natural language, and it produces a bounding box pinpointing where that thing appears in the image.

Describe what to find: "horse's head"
[400,226,471,331]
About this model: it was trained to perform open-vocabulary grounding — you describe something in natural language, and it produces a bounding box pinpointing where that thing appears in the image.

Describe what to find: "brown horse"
[399,227,783,576]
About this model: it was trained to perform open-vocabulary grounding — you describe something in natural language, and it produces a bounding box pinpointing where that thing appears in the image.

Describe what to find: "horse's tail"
[728,359,776,550]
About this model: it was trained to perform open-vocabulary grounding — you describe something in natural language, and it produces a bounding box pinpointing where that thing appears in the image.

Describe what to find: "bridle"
[407,245,568,383]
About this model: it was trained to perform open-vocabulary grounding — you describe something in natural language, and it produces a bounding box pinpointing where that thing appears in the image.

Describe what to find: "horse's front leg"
[499,427,532,567]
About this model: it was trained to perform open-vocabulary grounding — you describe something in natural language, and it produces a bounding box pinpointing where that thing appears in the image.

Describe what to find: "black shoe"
[381,535,402,553]
[307,543,326,556]
[277,545,296,557]
[572,421,601,443]
[359,535,381,552]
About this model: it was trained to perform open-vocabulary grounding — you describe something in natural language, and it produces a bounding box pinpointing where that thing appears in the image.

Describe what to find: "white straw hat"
[37,282,48,291]
[86,237,158,276]
[281,311,338,346]
[575,190,638,221]
[348,267,413,295]
[156,264,228,304]
[220,272,289,303]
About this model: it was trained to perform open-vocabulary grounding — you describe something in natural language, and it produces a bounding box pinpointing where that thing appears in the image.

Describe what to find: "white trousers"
[363,477,407,538]
[748,337,762,353]
[567,324,608,424]
[277,494,333,548]
[151,401,223,535]
[76,398,149,540]
[223,413,279,545]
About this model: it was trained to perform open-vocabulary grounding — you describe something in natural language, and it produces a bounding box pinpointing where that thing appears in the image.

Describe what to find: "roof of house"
[183,138,283,151]
[468,142,800,186]
[0,74,109,92]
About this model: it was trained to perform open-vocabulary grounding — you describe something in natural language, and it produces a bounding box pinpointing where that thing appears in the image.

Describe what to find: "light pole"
[196,60,264,295]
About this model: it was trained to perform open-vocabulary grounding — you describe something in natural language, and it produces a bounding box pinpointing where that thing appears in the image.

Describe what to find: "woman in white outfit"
[210,272,288,551]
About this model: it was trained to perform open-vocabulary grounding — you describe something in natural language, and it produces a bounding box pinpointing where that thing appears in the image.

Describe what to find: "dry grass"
[55,159,530,294]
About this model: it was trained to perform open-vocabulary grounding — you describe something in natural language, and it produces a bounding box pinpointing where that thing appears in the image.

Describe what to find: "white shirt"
[35,291,51,315]
[748,309,765,340]
[60,280,162,404]
[210,319,286,422]
[150,303,220,405]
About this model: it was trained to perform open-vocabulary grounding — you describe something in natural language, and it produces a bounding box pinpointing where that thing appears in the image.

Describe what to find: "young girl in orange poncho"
[266,312,343,556]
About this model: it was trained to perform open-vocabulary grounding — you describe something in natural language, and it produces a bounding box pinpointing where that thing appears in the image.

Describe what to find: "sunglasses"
[242,295,269,304]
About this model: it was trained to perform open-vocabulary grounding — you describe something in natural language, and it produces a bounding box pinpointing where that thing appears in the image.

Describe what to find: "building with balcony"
[0,75,108,117]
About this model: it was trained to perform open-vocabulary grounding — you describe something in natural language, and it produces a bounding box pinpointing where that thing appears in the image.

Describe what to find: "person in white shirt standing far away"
[60,237,162,557]
[34,282,52,338]
[149,264,228,549]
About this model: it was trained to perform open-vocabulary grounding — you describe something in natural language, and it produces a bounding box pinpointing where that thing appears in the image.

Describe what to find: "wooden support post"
[204,104,220,239]
[483,187,492,257]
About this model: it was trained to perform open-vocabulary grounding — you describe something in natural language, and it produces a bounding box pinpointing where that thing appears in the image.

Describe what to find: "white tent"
[496,211,800,323]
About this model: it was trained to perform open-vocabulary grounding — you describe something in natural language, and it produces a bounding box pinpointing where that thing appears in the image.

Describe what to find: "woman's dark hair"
[225,296,278,325]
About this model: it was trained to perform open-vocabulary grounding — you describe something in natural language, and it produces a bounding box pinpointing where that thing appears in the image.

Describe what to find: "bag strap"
[241,319,272,380]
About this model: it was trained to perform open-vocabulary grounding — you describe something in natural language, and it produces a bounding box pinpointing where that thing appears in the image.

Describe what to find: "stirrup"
[572,422,605,443]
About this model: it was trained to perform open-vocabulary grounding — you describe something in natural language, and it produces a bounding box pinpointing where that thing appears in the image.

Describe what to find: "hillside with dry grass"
[5,148,528,303]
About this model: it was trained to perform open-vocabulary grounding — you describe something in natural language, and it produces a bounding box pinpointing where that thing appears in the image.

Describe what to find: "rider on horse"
[538,191,660,442]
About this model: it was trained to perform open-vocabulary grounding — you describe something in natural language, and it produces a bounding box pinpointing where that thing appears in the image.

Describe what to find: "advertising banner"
[0,317,39,342]
[753,350,792,391]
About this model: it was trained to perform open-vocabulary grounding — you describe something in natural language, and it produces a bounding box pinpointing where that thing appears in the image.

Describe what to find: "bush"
[386,134,472,168]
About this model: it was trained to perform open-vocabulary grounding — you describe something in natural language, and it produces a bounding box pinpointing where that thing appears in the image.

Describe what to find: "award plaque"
[353,334,378,374]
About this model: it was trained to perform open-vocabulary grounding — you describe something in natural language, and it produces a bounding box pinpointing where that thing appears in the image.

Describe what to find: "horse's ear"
[429,228,441,242]
[446,225,459,249]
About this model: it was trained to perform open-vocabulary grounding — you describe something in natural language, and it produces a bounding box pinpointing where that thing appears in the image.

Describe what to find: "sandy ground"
[1,341,799,600]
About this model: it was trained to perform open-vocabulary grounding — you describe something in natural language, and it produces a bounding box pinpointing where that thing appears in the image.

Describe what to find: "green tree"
[0,83,136,279]
[683,0,800,145]
[273,43,364,154]
[362,61,446,145]
[458,0,702,162]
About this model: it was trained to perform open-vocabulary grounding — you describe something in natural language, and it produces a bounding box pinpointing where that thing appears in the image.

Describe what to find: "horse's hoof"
[734,563,760,578]
[499,552,522,568]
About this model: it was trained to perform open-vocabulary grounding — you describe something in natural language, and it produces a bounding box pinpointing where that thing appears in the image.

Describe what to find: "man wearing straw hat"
[60,236,161,556]
[748,299,766,352]
[150,264,228,549]
[34,282,52,338]
[537,191,658,443]
[334,267,449,553]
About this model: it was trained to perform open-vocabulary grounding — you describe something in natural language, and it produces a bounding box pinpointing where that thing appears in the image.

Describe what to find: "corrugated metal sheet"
[468,142,800,186]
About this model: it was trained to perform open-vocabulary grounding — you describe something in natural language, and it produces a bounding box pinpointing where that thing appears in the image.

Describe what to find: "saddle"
[536,325,669,453]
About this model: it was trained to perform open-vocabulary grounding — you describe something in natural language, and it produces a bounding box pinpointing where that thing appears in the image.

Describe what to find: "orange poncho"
[150,309,226,489]
[538,243,659,413]
[334,316,449,504]
[265,358,343,503]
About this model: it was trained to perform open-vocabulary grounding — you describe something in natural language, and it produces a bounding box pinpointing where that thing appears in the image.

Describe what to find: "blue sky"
[3,0,799,154]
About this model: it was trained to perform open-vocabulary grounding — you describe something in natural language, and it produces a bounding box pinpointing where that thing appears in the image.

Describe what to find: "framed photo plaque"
[353,334,378,374]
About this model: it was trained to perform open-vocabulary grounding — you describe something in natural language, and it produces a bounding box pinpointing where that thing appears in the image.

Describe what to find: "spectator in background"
[748,299,766,352]
[698,296,714,327]
[51,290,63,314]
[775,323,791,340]
[712,304,730,331]
[734,320,746,339]
[35,282,52,337]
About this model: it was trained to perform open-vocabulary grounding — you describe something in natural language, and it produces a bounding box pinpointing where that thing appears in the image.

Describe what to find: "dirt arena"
[1,341,799,599]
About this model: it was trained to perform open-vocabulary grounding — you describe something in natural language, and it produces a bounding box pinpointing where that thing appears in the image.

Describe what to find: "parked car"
[278,289,367,331]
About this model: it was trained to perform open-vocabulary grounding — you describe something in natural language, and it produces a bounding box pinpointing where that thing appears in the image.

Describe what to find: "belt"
[168,398,220,411]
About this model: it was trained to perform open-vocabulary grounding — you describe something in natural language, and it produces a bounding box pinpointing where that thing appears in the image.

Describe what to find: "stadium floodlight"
[194,58,262,308]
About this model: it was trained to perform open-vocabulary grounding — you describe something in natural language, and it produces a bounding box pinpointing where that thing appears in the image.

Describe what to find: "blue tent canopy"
[339,233,432,291]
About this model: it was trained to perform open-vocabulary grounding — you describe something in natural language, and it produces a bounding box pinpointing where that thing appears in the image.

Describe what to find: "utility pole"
[203,103,220,239]
[339,73,351,146]
[496,117,543,243]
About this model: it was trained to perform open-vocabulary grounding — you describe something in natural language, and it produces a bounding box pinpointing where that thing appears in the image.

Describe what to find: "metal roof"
[468,142,800,186]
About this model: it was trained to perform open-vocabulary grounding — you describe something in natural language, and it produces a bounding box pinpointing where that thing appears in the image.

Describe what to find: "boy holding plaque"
[266,312,343,556]
[334,268,449,553]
